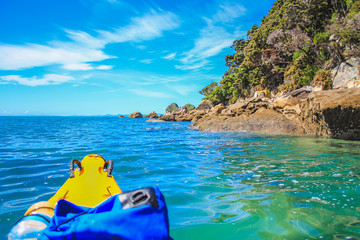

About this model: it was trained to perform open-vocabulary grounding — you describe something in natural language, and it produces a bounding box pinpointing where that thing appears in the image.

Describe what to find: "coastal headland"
[129,0,360,141]
[141,86,360,140]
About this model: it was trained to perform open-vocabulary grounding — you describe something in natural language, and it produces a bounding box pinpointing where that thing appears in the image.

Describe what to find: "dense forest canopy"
[200,0,360,105]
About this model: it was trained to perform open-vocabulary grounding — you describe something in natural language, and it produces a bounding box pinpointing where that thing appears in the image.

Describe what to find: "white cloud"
[0,10,180,71]
[58,62,113,71]
[162,52,176,60]
[63,63,94,71]
[98,11,180,43]
[175,1,246,70]
[213,2,247,23]
[175,60,209,70]
[96,65,113,70]
[167,84,198,95]
[0,74,76,87]
[129,89,172,98]
[0,43,113,71]
[64,30,107,49]
[178,24,243,70]
[136,45,147,50]
[139,59,152,64]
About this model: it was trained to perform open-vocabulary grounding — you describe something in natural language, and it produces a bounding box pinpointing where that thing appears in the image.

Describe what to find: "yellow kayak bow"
[48,154,122,207]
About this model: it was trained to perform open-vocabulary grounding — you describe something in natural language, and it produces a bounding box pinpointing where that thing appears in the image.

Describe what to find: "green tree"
[199,82,218,96]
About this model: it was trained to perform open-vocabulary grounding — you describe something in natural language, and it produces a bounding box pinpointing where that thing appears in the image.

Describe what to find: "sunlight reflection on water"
[0,117,359,239]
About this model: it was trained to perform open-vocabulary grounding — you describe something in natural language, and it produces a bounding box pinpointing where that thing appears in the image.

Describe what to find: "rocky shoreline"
[144,87,360,140]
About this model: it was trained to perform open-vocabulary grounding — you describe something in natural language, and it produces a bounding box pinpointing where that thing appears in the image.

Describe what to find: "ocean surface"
[0,116,359,239]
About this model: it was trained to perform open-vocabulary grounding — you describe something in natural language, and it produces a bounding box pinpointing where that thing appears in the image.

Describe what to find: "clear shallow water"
[0,116,359,239]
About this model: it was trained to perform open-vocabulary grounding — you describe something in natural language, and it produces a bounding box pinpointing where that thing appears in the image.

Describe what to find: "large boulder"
[196,100,213,110]
[210,103,227,115]
[332,58,360,89]
[299,88,360,140]
[274,87,312,114]
[145,111,162,118]
[159,114,176,122]
[128,112,143,118]
[253,90,272,98]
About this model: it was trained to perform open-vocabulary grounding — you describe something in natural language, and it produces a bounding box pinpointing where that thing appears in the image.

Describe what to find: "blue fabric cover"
[40,187,172,240]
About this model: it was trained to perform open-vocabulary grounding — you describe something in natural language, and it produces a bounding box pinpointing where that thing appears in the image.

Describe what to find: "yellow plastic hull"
[48,154,122,207]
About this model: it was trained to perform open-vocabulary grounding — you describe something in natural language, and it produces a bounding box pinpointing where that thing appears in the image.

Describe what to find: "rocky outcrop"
[145,111,162,118]
[154,88,360,140]
[158,109,208,122]
[191,99,303,135]
[128,112,143,118]
[118,115,125,118]
[192,108,303,134]
[332,58,360,89]
[299,88,360,140]
[196,100,213,110]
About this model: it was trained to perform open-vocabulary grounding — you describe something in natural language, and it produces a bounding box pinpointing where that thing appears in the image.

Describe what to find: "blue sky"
[0,0,275,116]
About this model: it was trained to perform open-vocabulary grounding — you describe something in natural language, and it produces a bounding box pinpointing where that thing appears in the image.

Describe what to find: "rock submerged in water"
[118,115,126,118]
[128,112,143,118]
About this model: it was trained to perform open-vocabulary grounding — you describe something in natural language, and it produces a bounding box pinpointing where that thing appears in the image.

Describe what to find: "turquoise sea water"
[0,116,359,239]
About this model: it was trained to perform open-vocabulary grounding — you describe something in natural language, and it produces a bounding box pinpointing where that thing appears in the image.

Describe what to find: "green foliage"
[349,0,360,15]
[199,82,218,96]
[183,104,195,111]
[166,103,178,113]
[278,81,299,92]
[313,32,331,45]
[200,0,360,104]
[312,69,333,89]
[298,65,319,86]
[205,85,230,105]
[292,50,304,62]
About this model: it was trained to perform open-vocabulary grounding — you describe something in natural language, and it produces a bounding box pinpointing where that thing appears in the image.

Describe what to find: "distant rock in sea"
[118,115,125,118]
[128,112,143,118]
[145,111,162,118]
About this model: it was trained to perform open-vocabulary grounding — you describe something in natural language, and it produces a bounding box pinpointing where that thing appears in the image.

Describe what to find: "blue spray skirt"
[39,187,172,240]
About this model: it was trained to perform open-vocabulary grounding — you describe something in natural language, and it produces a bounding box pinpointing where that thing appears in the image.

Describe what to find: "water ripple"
[0,117,359,239]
